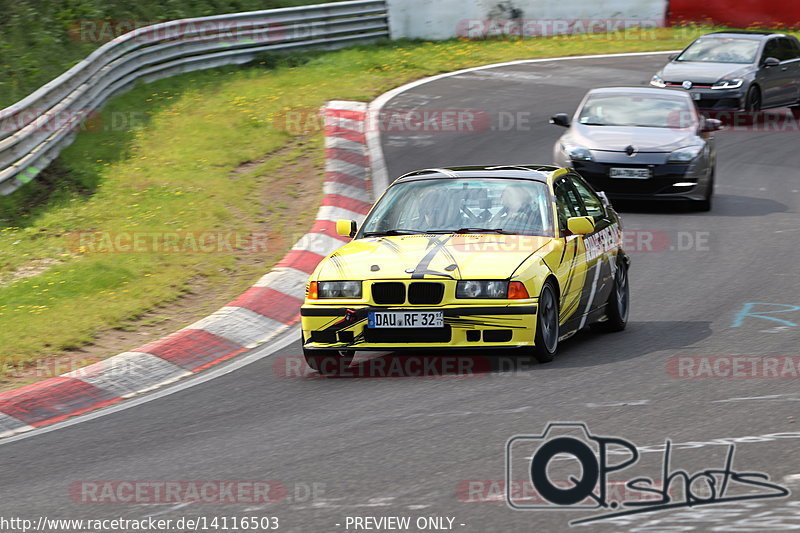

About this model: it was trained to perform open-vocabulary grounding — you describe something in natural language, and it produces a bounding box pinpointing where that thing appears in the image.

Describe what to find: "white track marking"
[0,327,298,446]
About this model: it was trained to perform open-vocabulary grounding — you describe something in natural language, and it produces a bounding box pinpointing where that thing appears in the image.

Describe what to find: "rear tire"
[530,280,559,363]
[591,260,629,333]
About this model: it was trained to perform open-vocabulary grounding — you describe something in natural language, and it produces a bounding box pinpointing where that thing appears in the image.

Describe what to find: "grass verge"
[0,25,757,382]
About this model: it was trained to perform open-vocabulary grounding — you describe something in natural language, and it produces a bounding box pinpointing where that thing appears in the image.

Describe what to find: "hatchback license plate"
[610,167,651,179]
[368,311,444,328]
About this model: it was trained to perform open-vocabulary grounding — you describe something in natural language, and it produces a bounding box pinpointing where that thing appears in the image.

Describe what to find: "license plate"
[368,311,444,328]
[692,92,702,100]
[609,167,651,179]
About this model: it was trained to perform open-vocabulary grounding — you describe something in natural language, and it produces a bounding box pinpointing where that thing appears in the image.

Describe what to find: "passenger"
[490,185,541,234]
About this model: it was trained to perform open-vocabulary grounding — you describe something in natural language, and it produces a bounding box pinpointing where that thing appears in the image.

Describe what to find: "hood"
[316,234,555,281]
[567,124,698,153]
[659,62,752,84]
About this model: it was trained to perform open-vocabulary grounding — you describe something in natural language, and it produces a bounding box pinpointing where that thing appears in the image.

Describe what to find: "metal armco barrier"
[0,0,388,195]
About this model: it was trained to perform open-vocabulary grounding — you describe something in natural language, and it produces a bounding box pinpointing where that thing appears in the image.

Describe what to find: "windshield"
[677,37,760,64]
[359,178,555,237]
[578,94,695,128]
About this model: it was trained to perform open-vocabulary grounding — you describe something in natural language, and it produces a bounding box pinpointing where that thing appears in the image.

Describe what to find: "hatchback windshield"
[359,178,555,237]
[677,37,760,64]
[578,94,694,128]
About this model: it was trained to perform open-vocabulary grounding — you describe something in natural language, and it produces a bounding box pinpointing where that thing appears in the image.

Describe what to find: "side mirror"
[567,216,595,235]
[668,53,679,61]
[549,113,571,128]
[701,118,723,132]
[764,57,780,67]
[336,219,357,237]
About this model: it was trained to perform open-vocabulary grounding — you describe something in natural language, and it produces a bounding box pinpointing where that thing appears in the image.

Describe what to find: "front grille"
[666,82,712,88]
[372,282,405,304]
[365,326,452,343]
[408,282,445,305]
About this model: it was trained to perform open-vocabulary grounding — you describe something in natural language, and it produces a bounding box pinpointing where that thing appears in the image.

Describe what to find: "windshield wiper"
[362,229,425,237]
[428,228,512,234]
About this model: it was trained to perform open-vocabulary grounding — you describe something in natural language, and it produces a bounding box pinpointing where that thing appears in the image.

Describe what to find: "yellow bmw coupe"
[301,165,630,373]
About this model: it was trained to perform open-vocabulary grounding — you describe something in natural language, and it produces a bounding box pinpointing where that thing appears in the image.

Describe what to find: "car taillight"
[508,281,529,299]
[307,281,319,300]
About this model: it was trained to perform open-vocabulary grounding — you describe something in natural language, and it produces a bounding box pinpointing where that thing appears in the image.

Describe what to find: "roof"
[585,86,693,99]
[394,165,560,184]
[701,31,784,40]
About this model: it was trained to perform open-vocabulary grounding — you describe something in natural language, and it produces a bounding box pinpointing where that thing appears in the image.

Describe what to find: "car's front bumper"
[666,86,746,110]
[571,158,711,202]
[301,304,537,351]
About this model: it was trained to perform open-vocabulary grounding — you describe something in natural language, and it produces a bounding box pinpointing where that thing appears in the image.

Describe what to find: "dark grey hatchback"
[550,87,719,211]
[650,31,800,112]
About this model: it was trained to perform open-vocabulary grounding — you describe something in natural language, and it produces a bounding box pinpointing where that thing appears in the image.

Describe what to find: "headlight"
[711,78,743,90]
[456,281,530,299]
[650,74,667,88]
[457,280,508,299]
[561,143,593,161]
[667,145,703,163]
[317,281,362,299]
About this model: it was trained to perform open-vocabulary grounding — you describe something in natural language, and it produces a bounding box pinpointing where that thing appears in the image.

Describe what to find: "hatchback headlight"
[711,78,743,90]
[317,281,362,299]
[650,74,667,88]
[667,145,703,163]
[561,143,593,161]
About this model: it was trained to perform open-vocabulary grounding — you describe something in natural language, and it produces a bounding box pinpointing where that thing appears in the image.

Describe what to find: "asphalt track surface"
[2,53,800,532]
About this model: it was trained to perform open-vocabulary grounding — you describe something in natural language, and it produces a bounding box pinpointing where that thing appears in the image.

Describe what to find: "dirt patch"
[0,136,326,391]
[0,258,62,288]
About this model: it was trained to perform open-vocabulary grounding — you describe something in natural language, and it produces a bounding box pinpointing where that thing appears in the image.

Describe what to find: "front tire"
[530,280,560,363]
[744,86,761,112]
[692,168,714,212]
[591,260,629,333]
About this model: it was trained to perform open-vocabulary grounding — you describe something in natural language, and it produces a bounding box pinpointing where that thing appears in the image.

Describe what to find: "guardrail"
[0,0,388,195]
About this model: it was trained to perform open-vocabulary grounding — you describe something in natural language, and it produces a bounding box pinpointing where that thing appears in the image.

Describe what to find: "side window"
[553,178,585,231]
[778,38,800,61]
[790,39,800,59]
[569,176,605,219]
[763,39,780,62]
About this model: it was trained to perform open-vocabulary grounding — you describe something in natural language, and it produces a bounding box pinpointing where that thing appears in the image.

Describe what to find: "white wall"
[387,0,667,40]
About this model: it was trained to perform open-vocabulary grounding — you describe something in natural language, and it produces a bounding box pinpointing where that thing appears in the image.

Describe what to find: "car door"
[779,37,800,105]
[568,175,620,319]
[760,37,796,107]
[552,176,589,324]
